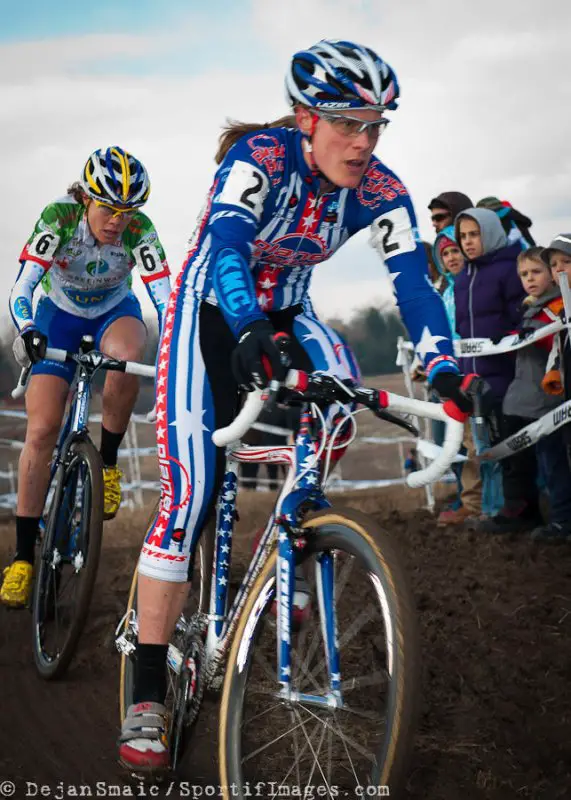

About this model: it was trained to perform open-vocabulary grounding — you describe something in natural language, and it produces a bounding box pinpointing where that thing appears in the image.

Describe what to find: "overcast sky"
[2,0,570,333]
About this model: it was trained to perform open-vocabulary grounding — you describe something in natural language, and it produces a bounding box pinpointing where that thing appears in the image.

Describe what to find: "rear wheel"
[219,507,420,799]
[32,438,104,680]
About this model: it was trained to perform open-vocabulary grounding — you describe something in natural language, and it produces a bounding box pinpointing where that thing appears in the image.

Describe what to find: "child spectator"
[454,208,526,521]
[533,235,571,541]
[476,196,535,249]
[433,227,464,335]
[432,225,474,526]
[431,227,481,525]
[481,247,571,535]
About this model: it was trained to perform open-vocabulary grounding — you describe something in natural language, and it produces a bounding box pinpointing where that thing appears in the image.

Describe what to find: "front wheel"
[32,437,104,680]
[219,507,420,799]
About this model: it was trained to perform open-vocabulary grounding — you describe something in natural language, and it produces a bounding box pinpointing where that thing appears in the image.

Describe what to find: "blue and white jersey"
[180,126,458,379]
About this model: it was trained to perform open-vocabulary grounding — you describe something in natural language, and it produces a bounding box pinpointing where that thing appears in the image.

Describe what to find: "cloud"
[2,0,571,340]
[0,34,158,82]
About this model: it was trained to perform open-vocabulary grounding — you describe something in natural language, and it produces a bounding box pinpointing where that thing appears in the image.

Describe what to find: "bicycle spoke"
[339,669,387,694]
[242,715,312,763]
[242,701,285,727]
[306,605,377,685]
[250,638,280,685]
[291,705,336,795]
[331,714,366,786]
[267,713,318,796]
[301,710,328,787]
[291,641,324,695]
[339,704,386,724]
[301,703,379,765]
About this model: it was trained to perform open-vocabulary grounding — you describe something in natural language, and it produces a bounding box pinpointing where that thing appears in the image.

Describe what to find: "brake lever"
[372,407,419,437]
[263,332,293,414]
[462,375,490,444]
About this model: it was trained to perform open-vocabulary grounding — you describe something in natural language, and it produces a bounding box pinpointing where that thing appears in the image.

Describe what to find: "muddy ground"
[0,485,570,799]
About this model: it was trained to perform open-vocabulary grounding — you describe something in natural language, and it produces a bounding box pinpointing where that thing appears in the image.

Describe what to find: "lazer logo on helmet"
[317,101,352,108]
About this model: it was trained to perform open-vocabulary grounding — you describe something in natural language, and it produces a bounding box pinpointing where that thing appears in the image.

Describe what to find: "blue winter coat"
[454,208,525,399]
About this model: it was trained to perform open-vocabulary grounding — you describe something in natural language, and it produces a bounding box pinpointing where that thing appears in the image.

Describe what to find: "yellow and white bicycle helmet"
[81,146,151,209]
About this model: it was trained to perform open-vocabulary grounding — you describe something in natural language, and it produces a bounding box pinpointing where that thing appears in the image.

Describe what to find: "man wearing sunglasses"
[2,146,171,608]
[428,191,473,233]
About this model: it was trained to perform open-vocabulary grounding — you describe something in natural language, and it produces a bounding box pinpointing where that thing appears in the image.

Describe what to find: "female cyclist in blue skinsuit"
[119,40,471,772]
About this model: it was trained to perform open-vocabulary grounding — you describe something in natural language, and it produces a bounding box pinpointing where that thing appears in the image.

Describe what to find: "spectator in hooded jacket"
[428,191,473,234]
[480,247,571,536]
[432,226,482,525]
[477,196,535,249]
[433,227,464,335]
[454,207,526,520]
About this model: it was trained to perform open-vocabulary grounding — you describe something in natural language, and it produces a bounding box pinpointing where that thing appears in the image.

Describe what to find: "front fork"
[277,409,342,702]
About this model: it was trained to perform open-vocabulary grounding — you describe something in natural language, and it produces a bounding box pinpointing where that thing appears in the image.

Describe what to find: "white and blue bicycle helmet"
[285,39,400,112]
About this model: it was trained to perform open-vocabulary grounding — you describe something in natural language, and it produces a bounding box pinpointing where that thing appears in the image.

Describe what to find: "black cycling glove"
[12,327,47,367]
[231,320,287,391]
[433,371,501,444]
[431,371,495,415]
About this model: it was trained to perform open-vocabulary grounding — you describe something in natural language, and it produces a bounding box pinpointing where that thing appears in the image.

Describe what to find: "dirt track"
[1,490,571,799]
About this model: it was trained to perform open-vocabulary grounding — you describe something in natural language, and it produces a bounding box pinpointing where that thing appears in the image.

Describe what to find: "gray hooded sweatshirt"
[503,285,563,419]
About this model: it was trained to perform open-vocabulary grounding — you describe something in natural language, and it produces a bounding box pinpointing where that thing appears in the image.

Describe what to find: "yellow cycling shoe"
[0,560,34,608]
[103,465,123,520]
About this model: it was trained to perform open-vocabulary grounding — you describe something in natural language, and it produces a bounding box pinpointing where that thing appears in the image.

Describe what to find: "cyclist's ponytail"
[215,115,296,164]
[66,181,87,205]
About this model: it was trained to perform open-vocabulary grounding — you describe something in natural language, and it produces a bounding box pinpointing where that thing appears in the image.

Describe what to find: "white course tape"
[482,399,571,461]
[400,319,564,360]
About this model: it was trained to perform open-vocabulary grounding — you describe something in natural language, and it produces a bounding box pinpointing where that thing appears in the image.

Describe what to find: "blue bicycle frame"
[40,344,101,528]
[201,404,344,704]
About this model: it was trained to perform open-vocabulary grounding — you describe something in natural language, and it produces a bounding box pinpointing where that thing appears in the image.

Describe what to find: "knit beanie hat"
[437,234,456,257]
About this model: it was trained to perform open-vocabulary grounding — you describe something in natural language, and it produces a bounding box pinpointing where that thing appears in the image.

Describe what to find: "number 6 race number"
[134,243,160,274]
[29,231,59,261]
